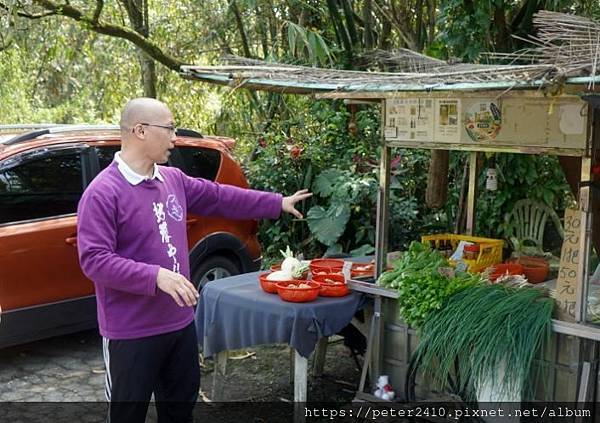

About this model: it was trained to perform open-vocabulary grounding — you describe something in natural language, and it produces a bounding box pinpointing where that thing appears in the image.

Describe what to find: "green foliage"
[379,241,482,328]
[307,167,377,246]
[285,21,333,66]
[242,98,383,259]
[415,284,554,401]
[474,154,574,241]
[438,0,494,60]
[0,0,589,265]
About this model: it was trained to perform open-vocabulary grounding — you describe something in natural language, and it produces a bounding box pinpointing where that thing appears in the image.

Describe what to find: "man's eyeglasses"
[135,123,177,133]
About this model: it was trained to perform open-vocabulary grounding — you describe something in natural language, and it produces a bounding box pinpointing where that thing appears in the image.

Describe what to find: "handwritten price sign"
[556,208,581,321]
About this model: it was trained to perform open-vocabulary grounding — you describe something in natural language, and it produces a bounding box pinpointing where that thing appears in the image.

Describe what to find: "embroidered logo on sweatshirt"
[166,194,184,222]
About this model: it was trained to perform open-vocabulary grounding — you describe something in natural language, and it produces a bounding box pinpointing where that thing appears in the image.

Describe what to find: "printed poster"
[435,99,461,142]
[385,98,433,141]
[464,101,502,142]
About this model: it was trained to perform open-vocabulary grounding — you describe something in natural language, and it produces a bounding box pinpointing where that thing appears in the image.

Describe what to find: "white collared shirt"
[114,151,164,185]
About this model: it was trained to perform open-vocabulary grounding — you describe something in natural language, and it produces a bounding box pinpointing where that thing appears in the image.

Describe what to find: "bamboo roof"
[181,11,600,96]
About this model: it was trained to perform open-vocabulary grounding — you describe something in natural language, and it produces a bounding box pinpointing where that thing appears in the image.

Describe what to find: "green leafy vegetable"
[378,241,481,328]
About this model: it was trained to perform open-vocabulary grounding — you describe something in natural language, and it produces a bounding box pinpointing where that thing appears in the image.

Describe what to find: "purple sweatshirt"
[77,162,282,340]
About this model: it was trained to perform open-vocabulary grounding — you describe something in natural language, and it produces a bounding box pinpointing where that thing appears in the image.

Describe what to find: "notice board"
[555,208,581,321]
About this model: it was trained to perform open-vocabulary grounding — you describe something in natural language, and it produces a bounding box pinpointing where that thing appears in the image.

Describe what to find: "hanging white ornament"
[486,167,498,191]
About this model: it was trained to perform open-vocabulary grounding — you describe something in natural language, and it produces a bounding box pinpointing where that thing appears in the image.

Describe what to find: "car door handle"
[65,236,78,246]
[186,218,198,228]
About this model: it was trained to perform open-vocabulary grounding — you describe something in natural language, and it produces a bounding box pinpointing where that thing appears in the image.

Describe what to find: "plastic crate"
[421,233,504,272]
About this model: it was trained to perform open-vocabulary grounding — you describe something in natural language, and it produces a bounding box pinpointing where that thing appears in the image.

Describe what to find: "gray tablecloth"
[195,271,366,358]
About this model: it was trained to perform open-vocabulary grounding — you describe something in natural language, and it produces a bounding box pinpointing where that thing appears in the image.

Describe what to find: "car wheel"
[192,255,240,290]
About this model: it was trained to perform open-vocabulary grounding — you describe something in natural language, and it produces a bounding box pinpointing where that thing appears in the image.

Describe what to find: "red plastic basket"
[309,258,344,275]
[275,280,320,303]
[350,262,375,278]
[311,274,350,297]
[488,263,524,282]
[259,272,298,294]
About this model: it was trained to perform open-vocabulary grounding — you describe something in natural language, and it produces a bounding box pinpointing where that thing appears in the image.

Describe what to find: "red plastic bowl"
[310,258,344,275]
[259,272,296,294]
[312,273,350,297]
[509,256,549,284]
[269,263,309,279]
[275,280,320,303]
[488,263,524,282]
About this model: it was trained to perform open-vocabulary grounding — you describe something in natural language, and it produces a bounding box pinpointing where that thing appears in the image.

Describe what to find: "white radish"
[266,270,293,281]
[280,246,301,274]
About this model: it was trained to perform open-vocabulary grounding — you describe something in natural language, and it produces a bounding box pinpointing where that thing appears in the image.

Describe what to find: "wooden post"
[375,99,391,278]
[466,151,478,235]
[425,149,449,208]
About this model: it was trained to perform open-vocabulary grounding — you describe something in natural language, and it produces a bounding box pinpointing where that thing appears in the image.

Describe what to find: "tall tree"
[119,0,156,98]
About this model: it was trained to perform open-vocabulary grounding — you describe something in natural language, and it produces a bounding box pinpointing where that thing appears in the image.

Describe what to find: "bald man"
[77,98,311,423]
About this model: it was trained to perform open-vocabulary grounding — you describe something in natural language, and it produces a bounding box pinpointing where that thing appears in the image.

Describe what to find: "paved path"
[0,330,105,402]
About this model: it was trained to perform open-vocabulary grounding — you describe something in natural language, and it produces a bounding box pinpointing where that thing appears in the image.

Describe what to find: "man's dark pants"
[103,322,200,423]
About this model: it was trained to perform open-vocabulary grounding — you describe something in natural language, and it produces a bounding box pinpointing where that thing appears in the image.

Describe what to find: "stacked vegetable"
[414,283,554,401]
[378,241,482,328]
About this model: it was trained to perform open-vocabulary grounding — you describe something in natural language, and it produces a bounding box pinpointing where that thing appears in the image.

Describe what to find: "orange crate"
[421,233,504,272]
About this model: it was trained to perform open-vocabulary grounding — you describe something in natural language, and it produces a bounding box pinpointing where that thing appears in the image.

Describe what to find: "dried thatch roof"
[180,11,600,95]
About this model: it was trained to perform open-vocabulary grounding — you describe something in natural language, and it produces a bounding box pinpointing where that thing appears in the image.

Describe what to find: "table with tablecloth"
[195,270,366,401]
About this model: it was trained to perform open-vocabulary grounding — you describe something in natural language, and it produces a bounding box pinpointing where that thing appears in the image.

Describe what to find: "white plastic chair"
[504,199,564,255]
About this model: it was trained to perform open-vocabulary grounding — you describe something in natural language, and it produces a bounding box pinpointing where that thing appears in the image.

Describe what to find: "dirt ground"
[199,338,363,402]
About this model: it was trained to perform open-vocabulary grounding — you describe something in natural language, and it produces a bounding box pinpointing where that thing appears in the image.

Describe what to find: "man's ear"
[133,124,145,139]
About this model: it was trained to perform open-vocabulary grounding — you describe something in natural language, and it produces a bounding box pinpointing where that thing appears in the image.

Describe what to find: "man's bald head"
[120,98,172,133]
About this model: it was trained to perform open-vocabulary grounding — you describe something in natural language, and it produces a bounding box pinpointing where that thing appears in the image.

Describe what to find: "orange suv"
[0,125,262,348]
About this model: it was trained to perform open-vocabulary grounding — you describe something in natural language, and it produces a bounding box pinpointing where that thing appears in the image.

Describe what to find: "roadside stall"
[183,10,600,407]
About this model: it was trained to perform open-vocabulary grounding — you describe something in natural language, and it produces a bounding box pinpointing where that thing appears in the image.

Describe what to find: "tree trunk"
[341,0,358,46]
[326,0,353,58]
[254,2,269,58]
[230,0,252,58]
[427,0,436,46]
[415,0,424,51]
[362,0,374,50]
[426,150,449,208]
[378,15,392,51]
[492,1,511,52]
[120,0,156,98]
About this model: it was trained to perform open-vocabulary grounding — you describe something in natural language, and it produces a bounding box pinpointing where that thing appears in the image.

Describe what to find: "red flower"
[290,145,302,159]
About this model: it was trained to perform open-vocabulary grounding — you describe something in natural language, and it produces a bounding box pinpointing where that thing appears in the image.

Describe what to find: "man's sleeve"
[77,189,159,296]
[179,171,282,220]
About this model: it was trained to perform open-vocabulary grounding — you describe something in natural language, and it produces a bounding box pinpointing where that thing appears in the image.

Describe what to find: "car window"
[176,146,221,181]
[95,145,172,173]
[96,145,120,170]
[0,150,84,224]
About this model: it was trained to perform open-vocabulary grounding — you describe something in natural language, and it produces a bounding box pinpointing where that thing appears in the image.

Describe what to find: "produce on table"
[413,283,554,401]
[265,246,309,281]
[378,241,482,328]
[266,270,294,281]
[286,283,312,289]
